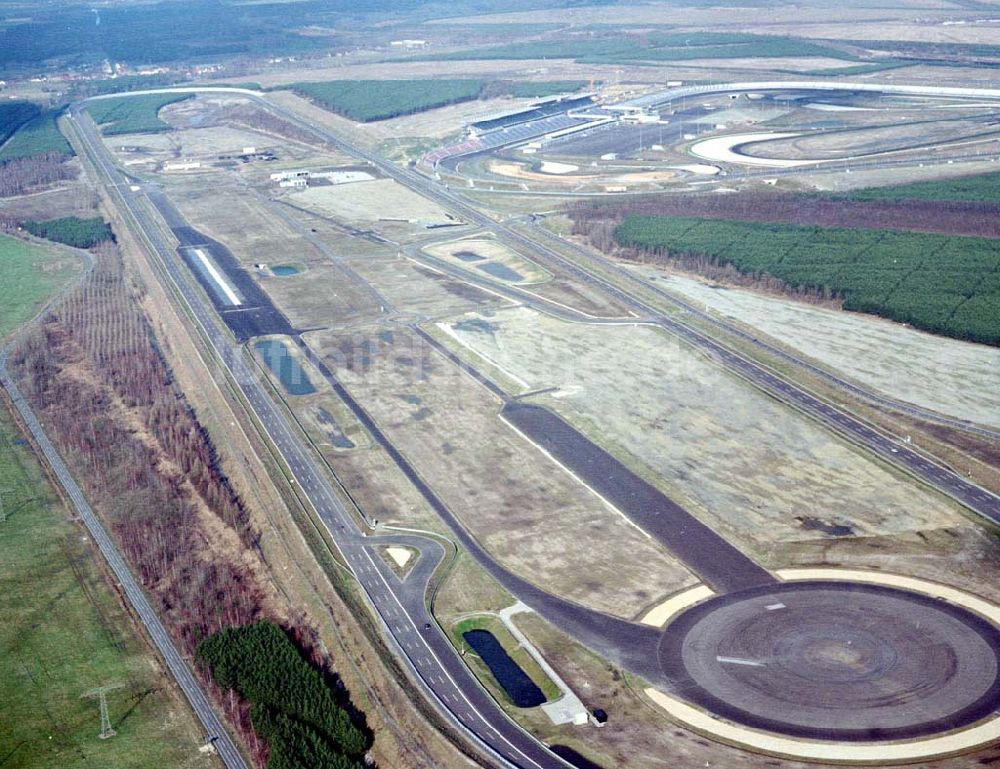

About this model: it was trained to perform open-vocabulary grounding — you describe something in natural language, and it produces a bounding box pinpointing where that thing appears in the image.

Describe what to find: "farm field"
[439,306,966,556]
[0,109,72,162]
[643,271,1000,428]
[289,79,484,122]
[416,32,856,64]
[0,234,80,339]
[86,93,192,136]
[615,216,1000,345]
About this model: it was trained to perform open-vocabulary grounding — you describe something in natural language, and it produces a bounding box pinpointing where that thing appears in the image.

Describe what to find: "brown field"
[569,191,1000,239]
[0,170,99,221]
[289,178,455,226]
[641,271,1000,429]
[304,324,696,618]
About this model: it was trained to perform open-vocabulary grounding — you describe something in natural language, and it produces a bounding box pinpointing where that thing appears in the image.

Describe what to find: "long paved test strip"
[193,248,242,306]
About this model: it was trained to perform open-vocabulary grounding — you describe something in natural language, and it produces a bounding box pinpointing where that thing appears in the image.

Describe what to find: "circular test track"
[650,572,1000,763]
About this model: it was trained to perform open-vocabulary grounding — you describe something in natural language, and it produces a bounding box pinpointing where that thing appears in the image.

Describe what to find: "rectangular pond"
[463,629,545,708]
[254,339,317,396]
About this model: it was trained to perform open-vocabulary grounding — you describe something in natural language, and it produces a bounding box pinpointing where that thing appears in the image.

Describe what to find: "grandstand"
[468,95,595,136]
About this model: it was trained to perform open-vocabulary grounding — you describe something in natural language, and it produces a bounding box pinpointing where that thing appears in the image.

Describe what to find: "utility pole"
[0,487,12,523]
[82,683,125,739]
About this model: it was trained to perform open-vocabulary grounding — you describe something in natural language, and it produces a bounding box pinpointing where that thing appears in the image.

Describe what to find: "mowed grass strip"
[290,79,483,122]
[0,234,80,339]
[615,216,1000,345]
[85,93,191,135]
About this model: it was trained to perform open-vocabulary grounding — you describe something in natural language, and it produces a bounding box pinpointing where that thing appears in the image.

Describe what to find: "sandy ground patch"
[385,546,414,568]
[640,584,715,627]
[289,178,453,224]
[644,271,1000,428]
[539,161,579,174]
[441,306,967,553]
[644,687,1000,764]
[489,159,677,185]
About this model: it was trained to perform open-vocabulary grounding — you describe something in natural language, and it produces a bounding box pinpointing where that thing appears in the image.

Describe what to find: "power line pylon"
[0,487,12,523]
[82,683,125,739]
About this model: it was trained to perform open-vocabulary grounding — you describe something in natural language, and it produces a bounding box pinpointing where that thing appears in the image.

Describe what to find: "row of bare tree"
[0,152,77,197]
[568,191,1000,239]
[10,242,278,764]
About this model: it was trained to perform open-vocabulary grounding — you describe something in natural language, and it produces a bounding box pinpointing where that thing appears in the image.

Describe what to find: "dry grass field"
[305,324,696,618]
[439,306,969,557]
[289,178,455,226]
[643,271,1000,428]
[423,236,552,285]
[0,169,98,221]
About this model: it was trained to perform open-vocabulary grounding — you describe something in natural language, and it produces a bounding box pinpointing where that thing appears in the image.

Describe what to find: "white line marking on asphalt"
[192,248,242,305]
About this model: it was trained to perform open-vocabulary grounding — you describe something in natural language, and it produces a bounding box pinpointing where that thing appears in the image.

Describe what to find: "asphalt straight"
[66,108,582,769]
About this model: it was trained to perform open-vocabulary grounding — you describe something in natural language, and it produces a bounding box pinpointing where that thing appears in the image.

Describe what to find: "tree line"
[198,621,371,769]
[9,241,369,765]
[23,216,114,249]
[0,152,76,198]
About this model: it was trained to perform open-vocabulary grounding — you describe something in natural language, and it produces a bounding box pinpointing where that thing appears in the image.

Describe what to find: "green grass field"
[615,216,1000,345]
[0,235,80,340]
[840,171,1000,203]
[0,235,213,768]
[0,413,214,769]
[85,93,191,136]
[0,109,73,162]
[290,79,484,122]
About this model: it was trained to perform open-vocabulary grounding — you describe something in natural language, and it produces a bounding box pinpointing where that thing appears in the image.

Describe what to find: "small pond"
[271,264,301,276]
[463,629,545,708]
[455,250,486,262]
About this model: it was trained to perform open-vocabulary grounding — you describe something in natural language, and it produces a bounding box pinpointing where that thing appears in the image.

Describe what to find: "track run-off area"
[57,83,1000,766]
